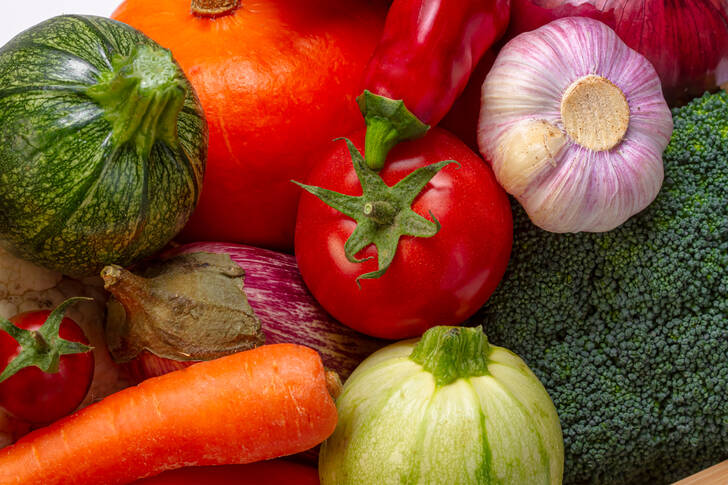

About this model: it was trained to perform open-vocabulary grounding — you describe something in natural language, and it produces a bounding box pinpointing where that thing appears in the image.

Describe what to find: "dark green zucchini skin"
[0,15,207,277]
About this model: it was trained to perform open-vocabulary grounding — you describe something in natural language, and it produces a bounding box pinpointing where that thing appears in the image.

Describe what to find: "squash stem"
[191,0,240,17]
[86,45,187,160]
[409,326,491,386]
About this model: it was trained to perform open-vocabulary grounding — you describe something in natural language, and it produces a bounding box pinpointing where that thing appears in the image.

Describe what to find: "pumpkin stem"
[409,326,491,386]
[86,45,187,160]
[191,0,240,17]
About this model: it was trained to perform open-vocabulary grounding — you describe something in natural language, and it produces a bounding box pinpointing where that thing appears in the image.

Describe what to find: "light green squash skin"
[319,327,565,485]
[0,15,207,277]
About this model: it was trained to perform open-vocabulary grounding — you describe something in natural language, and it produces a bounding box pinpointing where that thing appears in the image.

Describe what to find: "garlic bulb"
[478,17,673,233]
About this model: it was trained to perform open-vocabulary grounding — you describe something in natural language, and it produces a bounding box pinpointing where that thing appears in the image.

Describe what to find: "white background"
[1,1,121,46]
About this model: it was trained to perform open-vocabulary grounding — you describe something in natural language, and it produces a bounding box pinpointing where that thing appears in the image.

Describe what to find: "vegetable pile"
[0,0,726,483]
[479,91,728,484]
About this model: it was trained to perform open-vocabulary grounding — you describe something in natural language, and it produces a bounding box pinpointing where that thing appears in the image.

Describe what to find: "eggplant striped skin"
[319,336,564,485]
[0,15,206,277]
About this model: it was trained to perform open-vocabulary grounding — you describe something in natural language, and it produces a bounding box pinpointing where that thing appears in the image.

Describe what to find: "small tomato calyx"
[357,90,429,171]
[294,138,458,285]
[409,325,491,386]
[0,297,93,383]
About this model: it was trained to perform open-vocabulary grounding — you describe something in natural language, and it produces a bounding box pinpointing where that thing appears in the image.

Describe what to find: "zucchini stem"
[409,326,491,386]
[86,45,186,159]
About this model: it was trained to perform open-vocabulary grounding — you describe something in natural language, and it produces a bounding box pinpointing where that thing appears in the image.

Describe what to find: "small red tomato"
[295,128,513,339]
[0,304,94,425]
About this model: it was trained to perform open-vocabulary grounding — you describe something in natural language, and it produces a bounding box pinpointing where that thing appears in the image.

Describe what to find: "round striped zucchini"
[319,326,564,484]
[0,15,207,277]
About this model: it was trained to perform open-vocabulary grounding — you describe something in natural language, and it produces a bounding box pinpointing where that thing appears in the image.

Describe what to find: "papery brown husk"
[102,252,265,363]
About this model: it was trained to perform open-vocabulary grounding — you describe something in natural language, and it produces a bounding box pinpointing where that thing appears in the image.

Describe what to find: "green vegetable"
[479,91,728,484]
[319,326,564,485]
[0,15,207,277]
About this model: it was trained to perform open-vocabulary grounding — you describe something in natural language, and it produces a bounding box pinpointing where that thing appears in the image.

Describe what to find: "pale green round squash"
[320,326,564,485]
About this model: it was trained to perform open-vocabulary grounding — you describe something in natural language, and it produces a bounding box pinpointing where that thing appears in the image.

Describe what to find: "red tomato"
[0,310,94,425]
[295,128,513,339]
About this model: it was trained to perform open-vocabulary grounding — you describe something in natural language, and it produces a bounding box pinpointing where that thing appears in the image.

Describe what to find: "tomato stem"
[357,90,429,171]
[363,201,397,225]
[191,0,240,17]
[32,331,50,353]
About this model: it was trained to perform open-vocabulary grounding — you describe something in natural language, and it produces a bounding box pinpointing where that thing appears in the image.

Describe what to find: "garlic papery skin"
[478,17,673,233]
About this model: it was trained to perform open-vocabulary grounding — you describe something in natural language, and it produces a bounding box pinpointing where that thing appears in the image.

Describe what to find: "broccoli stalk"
[479,91,728,484]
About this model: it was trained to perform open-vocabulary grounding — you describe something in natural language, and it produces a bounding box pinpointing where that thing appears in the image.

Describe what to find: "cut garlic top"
[478,17,673,233]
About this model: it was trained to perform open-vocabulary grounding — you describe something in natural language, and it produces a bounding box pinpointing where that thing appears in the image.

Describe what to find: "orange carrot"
[0,344,337,485]
[132,460,320,485]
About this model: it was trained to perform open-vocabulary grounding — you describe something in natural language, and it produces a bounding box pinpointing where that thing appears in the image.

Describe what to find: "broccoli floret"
[479,91,728,484]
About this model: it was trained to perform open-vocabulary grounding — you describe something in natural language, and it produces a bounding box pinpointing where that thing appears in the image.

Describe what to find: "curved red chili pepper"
[365,0,510,126]
[358,0,511,169]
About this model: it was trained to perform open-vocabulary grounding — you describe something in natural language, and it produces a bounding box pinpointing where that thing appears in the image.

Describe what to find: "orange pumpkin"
[112,0,387,250]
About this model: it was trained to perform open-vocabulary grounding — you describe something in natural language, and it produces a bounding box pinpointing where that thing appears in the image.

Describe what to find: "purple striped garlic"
[477,17,673,233]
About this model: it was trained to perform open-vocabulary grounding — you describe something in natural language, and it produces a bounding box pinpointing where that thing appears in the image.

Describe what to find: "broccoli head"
[479,91,728,484]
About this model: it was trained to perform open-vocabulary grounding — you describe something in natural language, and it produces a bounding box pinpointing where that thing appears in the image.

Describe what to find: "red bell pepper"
[358,0,511,169]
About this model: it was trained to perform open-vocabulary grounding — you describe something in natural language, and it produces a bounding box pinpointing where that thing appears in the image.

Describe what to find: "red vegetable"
[0,344,338,485]
[295,128,512,340]
[505,0,728,103]
[132,460,319,484]
[364,0,510,126]
[0,298,94,425]
[440,49,497,150]
[357,0,511,170]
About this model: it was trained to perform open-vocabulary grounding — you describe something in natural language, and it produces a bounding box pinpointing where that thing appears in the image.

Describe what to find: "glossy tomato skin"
[295,128,513,340]
[0,311,94,425]
[113,0,387,251]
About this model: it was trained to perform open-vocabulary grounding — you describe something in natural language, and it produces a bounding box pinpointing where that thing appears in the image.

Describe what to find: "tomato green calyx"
[294,138,457,285]
[0,297,93,383]
[357,90,429,171]
[409,326,491,386]
[86,45,187,159]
